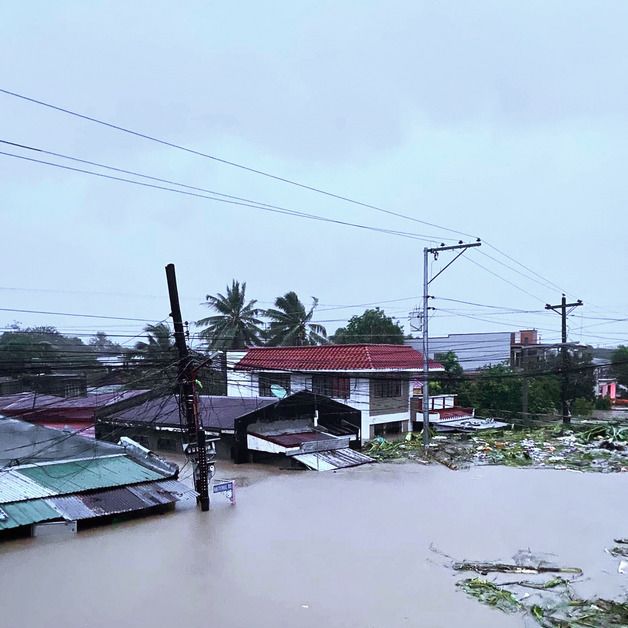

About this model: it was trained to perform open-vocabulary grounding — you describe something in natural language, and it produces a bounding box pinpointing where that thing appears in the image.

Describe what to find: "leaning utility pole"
[545,294,583,425]
[165,263,210,511]
[421,240,482,447]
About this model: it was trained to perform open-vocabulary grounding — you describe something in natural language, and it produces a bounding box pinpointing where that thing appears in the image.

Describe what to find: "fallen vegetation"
[457,576,628,627]
[442,546,628,627]
[365,422,628,472]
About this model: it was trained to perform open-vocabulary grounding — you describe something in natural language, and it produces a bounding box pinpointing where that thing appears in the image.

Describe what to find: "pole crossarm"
[544,294,583,425]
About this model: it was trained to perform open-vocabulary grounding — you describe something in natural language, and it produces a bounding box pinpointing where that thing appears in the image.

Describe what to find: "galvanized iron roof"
[0,469,57,505]
[291,448,374,471]
[45,495,94,520]
[17,455,167,494]
[0,417,122,466]
[0,499,61,530]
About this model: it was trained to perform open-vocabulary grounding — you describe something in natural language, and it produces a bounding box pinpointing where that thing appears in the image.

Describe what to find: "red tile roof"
[235,345,443,372]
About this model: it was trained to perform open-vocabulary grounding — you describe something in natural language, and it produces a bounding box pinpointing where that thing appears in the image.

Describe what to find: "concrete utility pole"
[165,263,210,511]
[422,240,481,447]
[545,294,583,425]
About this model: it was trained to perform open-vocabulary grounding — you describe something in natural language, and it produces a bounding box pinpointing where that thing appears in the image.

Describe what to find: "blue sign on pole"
[212,480,236,504]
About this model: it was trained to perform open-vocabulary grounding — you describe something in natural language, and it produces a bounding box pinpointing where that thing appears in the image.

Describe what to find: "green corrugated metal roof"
[0,499,60,530]
[17,456,165,495]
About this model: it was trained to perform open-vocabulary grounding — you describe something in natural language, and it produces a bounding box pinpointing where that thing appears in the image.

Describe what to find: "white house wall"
[227,370,256,397]
[225,363,419,444]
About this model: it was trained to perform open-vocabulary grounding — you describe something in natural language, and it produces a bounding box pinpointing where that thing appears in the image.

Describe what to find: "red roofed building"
[0,390,151,438]
[227,345,443,443]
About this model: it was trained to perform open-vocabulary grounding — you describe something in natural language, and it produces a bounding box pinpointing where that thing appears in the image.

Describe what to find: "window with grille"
[258,373,291,397]
[372,379,402,398]
[311,375,350,399]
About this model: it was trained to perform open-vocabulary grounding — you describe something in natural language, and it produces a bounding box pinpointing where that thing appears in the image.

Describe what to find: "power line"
[0,149,445,243]
[0,88,477,241]
[0,90,577,315]
[0,306,159,323]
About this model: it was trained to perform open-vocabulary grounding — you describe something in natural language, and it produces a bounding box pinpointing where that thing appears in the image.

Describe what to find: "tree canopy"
[434,351,464,394]
[332,308,404,344]
[612,345,628,388]
[265,292,327,346]
[0,325,98,376]
[196,280,263,350]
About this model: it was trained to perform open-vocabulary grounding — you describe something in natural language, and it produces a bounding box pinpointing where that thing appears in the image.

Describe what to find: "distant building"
[21,373,87,397]
[406,332,511,371]
[592,357,617,401]
[0,389,151,437]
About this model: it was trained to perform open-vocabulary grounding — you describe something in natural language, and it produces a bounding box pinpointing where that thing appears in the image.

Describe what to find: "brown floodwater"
[0,463,626,628]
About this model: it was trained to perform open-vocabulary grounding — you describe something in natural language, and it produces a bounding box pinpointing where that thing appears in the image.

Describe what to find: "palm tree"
[264,292,327,346]
[127,322,179,389]
[132,323,178,365]
[196,280,263,350]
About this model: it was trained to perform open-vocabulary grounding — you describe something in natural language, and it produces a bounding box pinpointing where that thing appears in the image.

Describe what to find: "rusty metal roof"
[47,480,192,520]
[128,480,193,506]
[250,430,333,448]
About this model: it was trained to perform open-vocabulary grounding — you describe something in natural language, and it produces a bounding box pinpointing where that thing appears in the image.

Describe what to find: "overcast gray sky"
[1,1,627,349]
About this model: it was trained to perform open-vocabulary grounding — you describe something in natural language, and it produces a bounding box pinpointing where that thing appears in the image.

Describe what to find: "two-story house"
[226,344,443,443]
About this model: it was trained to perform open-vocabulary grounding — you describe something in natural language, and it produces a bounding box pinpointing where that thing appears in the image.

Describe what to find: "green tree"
[125,323,180,389]
[611,345,628,388]
[434,351,463,394]
[196,280,263,350]
[458,364,522,418]
[264,292,327,346]
[527,375,560,415]
[89,331,123,353]
[132,323,177,363]
[572,397,594,417]
[332,308,404,344]
[0,326,97,376]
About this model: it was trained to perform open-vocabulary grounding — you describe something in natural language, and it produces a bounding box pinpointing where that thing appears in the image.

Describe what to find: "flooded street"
[1,463,626,628]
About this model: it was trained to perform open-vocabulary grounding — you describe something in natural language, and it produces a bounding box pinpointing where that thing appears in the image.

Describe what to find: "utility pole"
[521,346,529,420]
[165,263,210,511]
[545,294,583,425]
[421,240,481,447]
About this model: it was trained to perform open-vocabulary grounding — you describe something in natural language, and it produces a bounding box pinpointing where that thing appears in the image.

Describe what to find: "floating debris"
[456,577,628,626]
[365,422,628,473]
[453,561,582,576]
[456,578,522,614]
[447,547,628,627]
